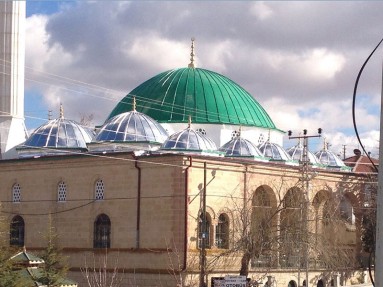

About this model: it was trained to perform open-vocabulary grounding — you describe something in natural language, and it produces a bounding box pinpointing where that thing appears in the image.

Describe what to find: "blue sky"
[26,1,63,17]
[23,1,383,157]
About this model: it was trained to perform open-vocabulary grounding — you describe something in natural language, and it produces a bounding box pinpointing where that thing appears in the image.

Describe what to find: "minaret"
[0,2,28,159]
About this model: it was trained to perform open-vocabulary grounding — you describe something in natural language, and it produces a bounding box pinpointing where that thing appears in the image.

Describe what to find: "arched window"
[95,179,104,200]
[198,212,211,249]
[323,200,332,225]
[12,183,21,203]
[94,214,111,248]
[10,215,24,246]
[288,280,297,287]
[317,279,325,287]
[57,181,67,202]
[340,196,355,225]
[216,214,229,249]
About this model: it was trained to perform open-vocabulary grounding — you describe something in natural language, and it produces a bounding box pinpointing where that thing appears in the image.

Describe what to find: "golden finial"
[132,96,136,111]
[59,103,64,119]
[238,126,242,137]
[323,137,328,151]
[48,110,52,121]
[188,37,195,68]
[188,115,192,128]
[267,129,271,141]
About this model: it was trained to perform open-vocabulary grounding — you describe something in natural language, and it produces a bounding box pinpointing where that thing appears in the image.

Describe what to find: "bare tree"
[79,113,94,127]
[205,174,364,284]
[81,250,124,287]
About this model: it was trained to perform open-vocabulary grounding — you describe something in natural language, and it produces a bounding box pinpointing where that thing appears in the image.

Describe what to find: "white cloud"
[250,2,274,20]
[25,14,48,71]
[123,36,189,71]
[24,1,383,155]
[302,48,346,80]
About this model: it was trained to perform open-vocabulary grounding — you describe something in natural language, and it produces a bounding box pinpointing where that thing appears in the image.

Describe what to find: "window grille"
[215,214,229,249]
[58,181,67,202]
[231,130,240,139]
[10,215,24,246]
[95,179,104,200]
[258,134,265,144]
[198,212,211,249]
[196,128,206,136]
[12,184,21,203]
[94,214,111,248]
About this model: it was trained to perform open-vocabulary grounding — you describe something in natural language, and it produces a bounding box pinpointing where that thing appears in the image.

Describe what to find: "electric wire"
[352,38,382,173]
[351,37,383,287]
[0,58,379,157]
[0,59,274,128]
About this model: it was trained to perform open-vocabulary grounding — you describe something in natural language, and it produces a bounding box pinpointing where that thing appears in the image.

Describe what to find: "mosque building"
[0,2,376,287]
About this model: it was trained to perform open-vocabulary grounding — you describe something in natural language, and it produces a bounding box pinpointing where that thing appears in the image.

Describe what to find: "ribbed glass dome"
[108,67,276,129]
[161,125,217,151]
[219,136,264,158]
[96,110,168,144]
[23,118,94,149]
[315,149,346,168]
[258,140,292,161]
[314,139,349,169]
[286,142,321,166]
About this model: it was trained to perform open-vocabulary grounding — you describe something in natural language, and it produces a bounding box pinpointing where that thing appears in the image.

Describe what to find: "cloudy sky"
[24,1,383,157]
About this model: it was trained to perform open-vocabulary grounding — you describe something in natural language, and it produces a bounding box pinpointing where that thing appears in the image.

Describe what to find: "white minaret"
[0,1,27,159]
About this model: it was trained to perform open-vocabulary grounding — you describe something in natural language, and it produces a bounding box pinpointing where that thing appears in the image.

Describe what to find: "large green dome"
[108,67,276,129]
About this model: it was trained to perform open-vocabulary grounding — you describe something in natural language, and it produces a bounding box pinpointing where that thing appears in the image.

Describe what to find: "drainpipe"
[134,155,141,249]
[183,156,193,271]
[244,165,248,208]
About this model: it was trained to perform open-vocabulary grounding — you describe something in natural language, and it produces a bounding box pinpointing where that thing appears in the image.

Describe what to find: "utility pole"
[375,60,383,287]
[288,128,322,287]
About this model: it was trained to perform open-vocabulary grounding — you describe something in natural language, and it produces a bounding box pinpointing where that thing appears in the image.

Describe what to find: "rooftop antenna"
[188,115,192,128]
[188,37,196,68]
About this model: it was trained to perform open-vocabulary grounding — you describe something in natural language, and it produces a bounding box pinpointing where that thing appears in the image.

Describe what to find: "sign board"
[224,275,247,287]
[211,277,225,287]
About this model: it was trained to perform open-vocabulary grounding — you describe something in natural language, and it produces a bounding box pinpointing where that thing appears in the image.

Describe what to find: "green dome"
[108,68,276,129]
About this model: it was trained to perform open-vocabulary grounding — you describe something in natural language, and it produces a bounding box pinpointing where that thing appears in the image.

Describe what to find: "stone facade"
[0,152,372,287]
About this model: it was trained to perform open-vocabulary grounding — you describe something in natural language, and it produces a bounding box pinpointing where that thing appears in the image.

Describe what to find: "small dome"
[315,149,346,168]
[161,126,217,152]
[23,118,94,149]
[95,110,168,144]
[286,141,321,166]
[219,135,265,159]
[258,140,293,162]
[315,139,349,170]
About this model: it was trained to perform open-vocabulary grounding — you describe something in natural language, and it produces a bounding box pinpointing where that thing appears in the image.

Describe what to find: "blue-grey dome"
[96,111,168,143]
[219,136,265,159]
[315,149,347,168]
[23,118,94,149]
[286,142,322,166]
[258,140,293,162]
[314,139,350,170]
[161,127,217,151]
